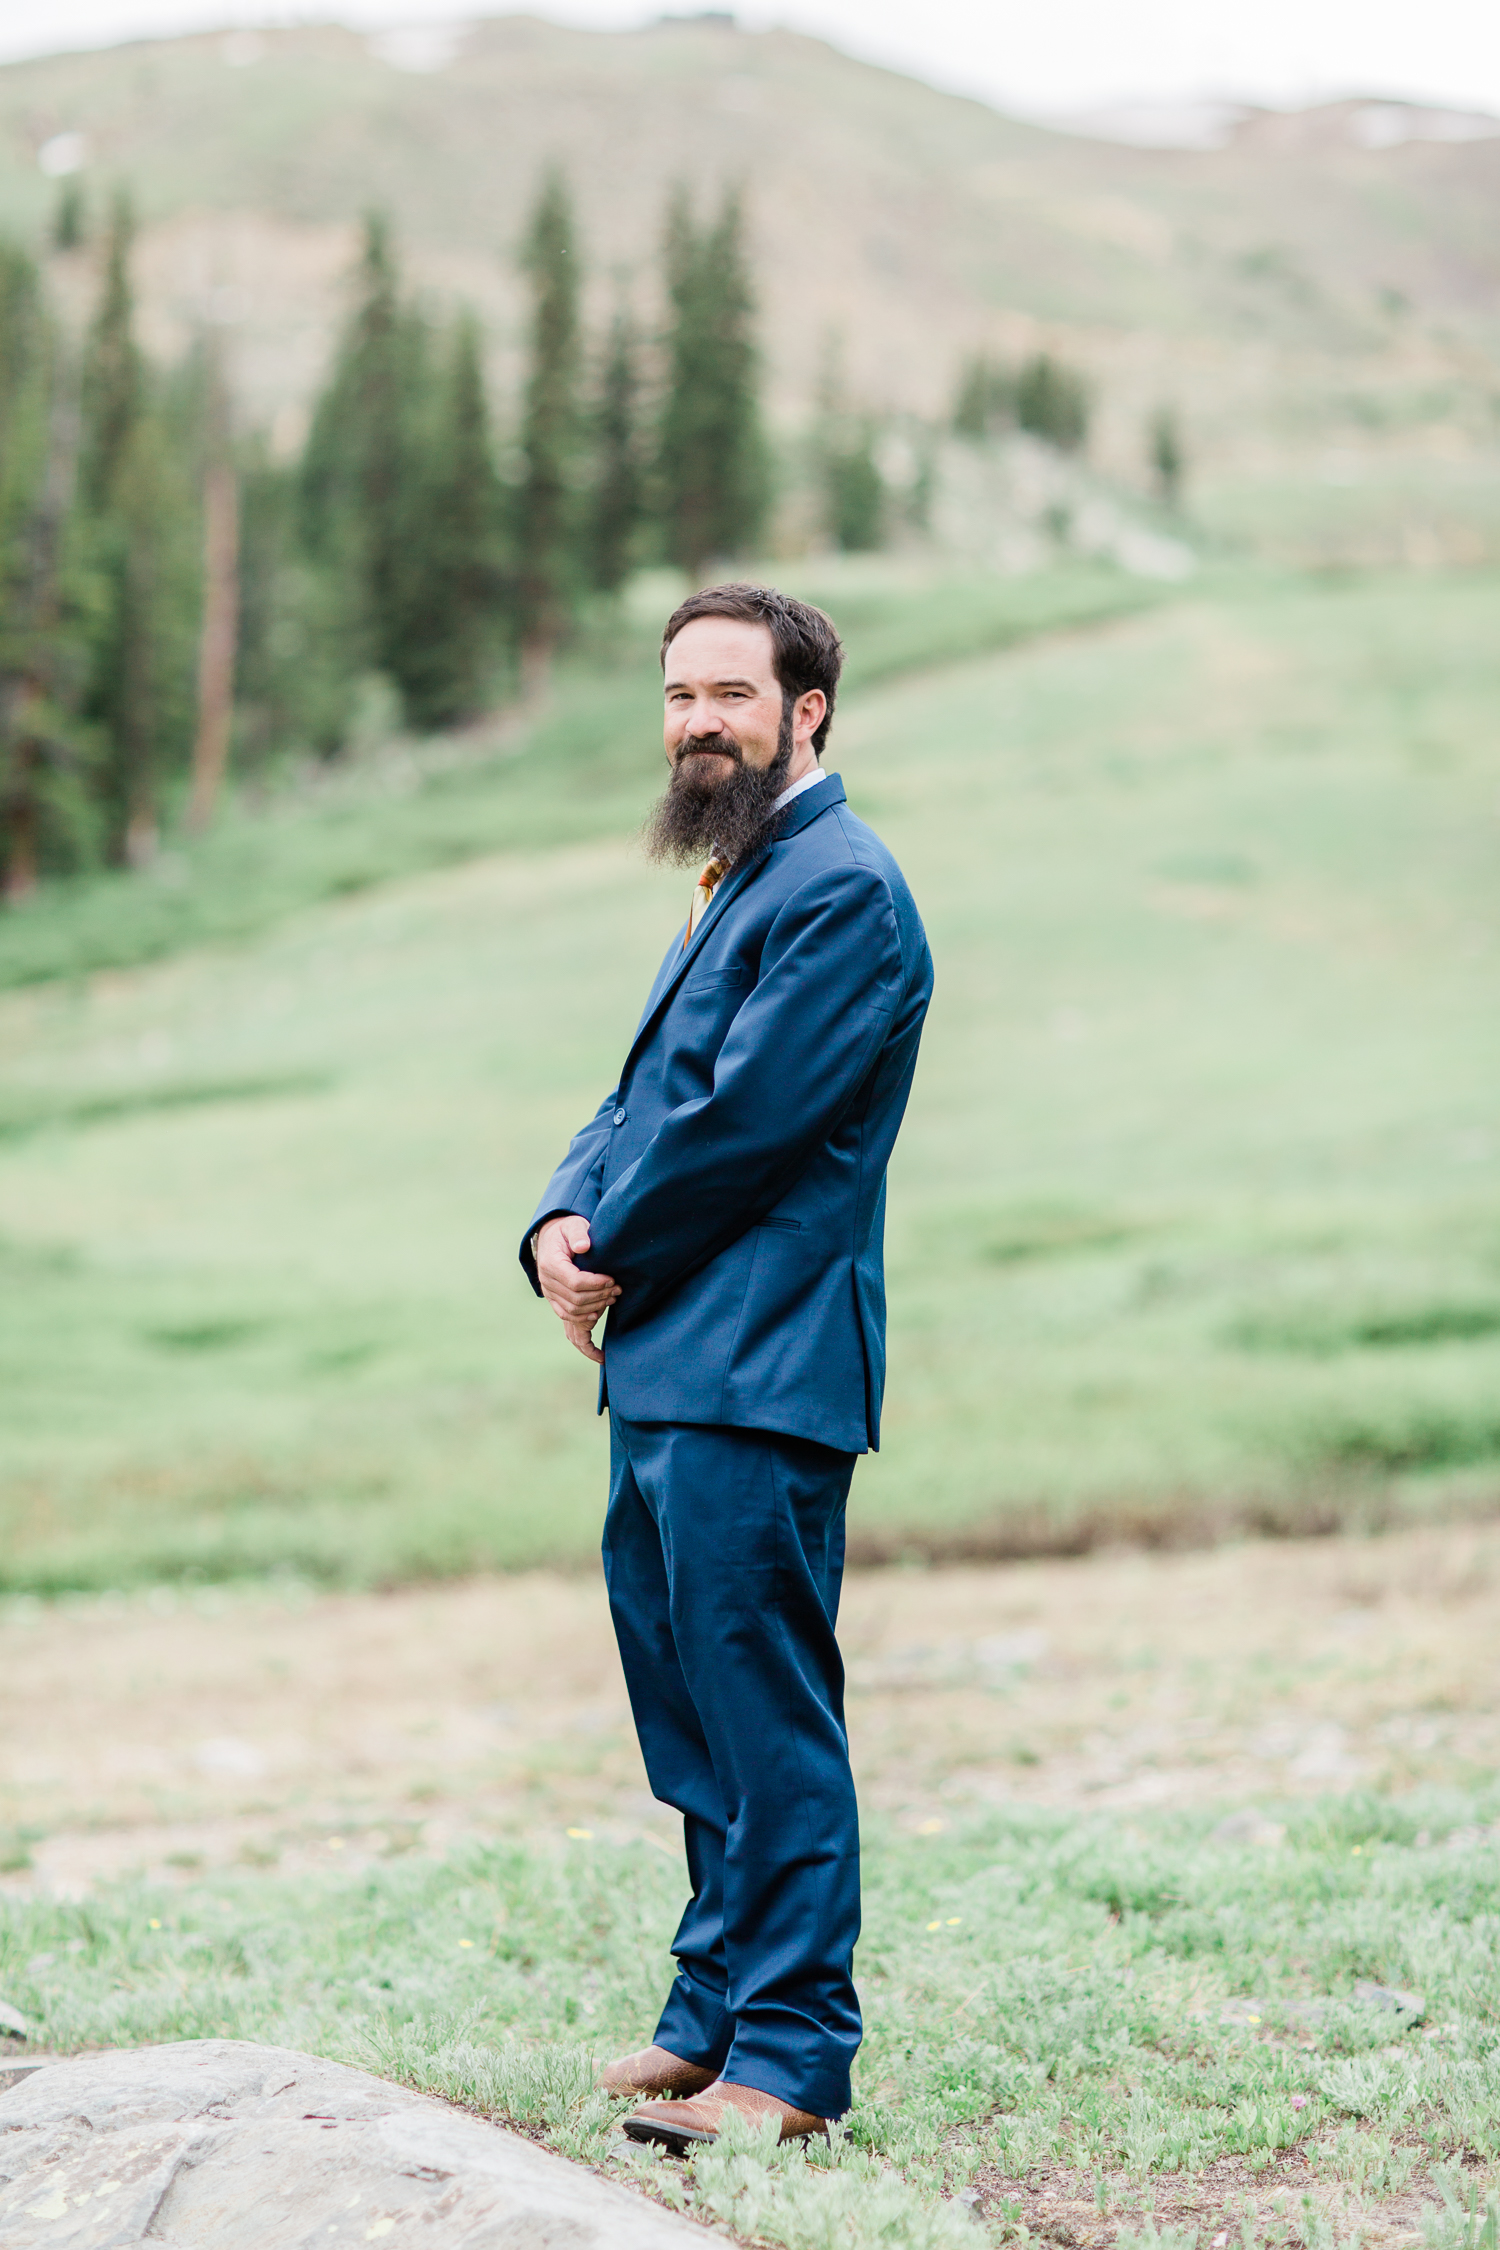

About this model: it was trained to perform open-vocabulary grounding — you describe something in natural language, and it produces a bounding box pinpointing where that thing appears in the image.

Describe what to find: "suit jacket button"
[613,1108,627,1125]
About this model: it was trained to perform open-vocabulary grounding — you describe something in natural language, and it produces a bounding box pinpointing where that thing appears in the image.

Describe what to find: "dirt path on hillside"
[4,1522,1497,1896]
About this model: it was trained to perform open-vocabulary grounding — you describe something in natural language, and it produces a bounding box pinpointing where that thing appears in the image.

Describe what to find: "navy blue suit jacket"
[520,773,933,1455]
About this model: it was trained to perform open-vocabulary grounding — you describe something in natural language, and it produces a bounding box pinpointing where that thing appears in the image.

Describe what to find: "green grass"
[6,1795,1500,2247]
[0,557,1498,1590]
[1193,456,1500,571]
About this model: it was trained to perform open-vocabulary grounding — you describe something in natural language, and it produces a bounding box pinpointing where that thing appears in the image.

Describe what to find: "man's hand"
[535,1215,620,1366]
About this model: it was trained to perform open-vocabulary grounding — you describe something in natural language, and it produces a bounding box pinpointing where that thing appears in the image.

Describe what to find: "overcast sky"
[1,0,1498,119]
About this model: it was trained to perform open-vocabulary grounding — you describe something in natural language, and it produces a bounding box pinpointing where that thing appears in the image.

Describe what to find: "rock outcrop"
[0,2039,702,2247]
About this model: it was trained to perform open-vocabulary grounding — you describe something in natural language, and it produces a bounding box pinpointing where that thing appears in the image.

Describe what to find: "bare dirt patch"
[3,1520,1496,1896]
[963,2152,1452,2250]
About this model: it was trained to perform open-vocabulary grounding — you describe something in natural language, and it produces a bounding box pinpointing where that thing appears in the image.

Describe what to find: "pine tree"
[825,429,882,552]
[78,192,181,866]
[299,212,424,702]
[354,220,420,685]
[79,192,141,517]
[52,177,86,254]
[299,221,509,737]
[399,313,504,728]
[657,185,768,580]
[1150,405,1185,508]
[235,444,355,765]
[90,480,155,861]
[952,354,1016,440]
[0,243,96,897]
[590,305,642,594]
[516,169,582,683]
[1015,353,1089,453]
[813,340,883,553]
[185,334,239,833]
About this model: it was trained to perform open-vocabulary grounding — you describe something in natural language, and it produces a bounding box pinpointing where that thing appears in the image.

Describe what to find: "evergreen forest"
[0,159,1105,906]
[0,174,769,896]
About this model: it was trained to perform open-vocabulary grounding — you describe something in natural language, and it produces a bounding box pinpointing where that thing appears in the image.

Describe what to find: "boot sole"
[621,2113,830,2154]
[621,2114,717,2153]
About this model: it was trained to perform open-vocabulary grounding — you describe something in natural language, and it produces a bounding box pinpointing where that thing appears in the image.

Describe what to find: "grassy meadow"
[6,1793,1500,2247]
[1,558,1498,1592]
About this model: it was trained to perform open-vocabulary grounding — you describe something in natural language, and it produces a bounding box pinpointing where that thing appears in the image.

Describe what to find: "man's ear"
[796,689,827,742]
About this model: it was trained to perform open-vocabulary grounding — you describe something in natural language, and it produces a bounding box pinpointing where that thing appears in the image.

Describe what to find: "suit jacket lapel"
[635,928,689,1030]
[618,774,849,1078]
[619,844,769,1074]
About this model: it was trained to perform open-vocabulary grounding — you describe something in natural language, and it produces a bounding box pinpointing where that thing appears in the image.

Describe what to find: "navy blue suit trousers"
[603,1412,861,2119]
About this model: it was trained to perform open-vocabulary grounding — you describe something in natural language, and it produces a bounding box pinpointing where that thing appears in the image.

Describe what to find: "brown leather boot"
[599,2044,717,2099]
[622,2076,830,2153]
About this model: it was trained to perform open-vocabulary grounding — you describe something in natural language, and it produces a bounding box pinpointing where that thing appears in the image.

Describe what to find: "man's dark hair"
[660,582,844,756]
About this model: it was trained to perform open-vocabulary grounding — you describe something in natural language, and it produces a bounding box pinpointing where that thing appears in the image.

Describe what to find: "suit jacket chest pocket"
[680,962,750,1011]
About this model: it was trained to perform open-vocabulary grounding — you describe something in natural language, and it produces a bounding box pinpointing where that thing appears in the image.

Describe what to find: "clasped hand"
[535,1215,621,1365]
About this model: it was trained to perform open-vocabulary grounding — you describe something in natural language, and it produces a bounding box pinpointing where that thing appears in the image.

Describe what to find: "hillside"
[2,558,1497,1591]
[0,13,1497,513]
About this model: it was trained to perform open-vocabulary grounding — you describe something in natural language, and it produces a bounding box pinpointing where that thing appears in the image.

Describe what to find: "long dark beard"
[643,704,796,869]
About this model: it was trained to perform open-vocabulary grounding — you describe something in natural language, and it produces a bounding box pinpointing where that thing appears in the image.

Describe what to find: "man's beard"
[643,704,795,869]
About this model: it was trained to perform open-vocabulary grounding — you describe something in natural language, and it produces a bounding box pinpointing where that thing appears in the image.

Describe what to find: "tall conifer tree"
[79,192,175,865]
[1150,405,1185,507]
[0,244,94,895]
[1015,353,1089,453]
[400,313,504,727]
[299,212,423,697]
[235,443,355,764]
[79,192,140,517]
[657,185,767,580]
[52,177,86,254]
[952,354,1017,439]
[516,170,581,683]
[590,305,642,594]
[0,253,53,793]
[186,335,239,833]
[812,339,883,554]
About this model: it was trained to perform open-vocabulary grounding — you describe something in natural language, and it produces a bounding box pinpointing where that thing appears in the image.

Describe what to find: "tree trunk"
[1,729,40,906]
[186,455,239,834]
[519,632,553,705]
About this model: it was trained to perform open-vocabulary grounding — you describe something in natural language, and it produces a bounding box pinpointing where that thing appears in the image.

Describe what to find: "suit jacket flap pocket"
[684,963,748,989]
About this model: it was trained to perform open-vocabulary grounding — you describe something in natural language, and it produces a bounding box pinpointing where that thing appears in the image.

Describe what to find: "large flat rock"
[0,2039,705,2247]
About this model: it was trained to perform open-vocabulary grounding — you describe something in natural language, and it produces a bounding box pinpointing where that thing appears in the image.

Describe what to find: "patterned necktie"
[684,854,729,948]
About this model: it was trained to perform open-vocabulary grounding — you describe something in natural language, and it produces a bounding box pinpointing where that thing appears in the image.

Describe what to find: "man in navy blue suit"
[521,583,932,2152]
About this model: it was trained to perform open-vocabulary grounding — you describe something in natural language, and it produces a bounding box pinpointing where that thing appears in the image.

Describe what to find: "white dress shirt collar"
[772,764,825,814]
